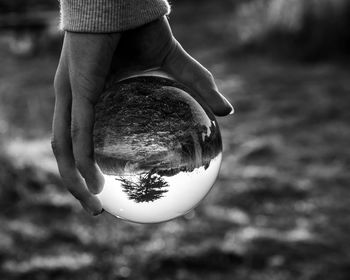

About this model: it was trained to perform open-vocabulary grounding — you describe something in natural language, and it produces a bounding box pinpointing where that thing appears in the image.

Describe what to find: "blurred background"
[1,0,350,279]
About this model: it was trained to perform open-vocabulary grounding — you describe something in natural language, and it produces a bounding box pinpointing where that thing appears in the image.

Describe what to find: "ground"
[0,2,350,279]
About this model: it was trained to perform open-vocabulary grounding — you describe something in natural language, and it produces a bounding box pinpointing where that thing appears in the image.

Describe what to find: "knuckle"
[75,157,93,175]
[61,178,83,200]
[67,185,83,200]
[61,174,83,197]
[58,164,75,182]
[75,159,86,173]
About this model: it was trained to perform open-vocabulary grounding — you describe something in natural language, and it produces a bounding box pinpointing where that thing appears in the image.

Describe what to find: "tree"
[117,169,169,203]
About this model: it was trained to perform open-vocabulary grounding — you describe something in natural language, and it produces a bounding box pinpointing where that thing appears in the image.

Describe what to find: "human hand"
[109,17,233,116]
[52,17,233,215]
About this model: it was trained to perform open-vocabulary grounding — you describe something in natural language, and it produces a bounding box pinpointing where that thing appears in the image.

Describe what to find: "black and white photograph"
[0,0,350,279]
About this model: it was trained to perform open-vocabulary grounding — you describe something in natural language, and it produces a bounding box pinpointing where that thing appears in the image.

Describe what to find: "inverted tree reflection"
[116,169,169,203]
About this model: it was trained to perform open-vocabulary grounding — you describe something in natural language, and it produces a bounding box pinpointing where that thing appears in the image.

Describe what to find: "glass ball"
[94,72,222,223]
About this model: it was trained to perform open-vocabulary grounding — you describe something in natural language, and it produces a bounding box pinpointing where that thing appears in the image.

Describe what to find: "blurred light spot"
[296,179,313,191]
[268,255,285,267]
[221,231,247,255]
[286,226,313,242]
[162,221,183,234]
[242,166,277,179]
[205,206,250,225]
[9,33,35,56]
[217,76,245,93]
[144,238,166,252]
[267,0,304,31]
[0,231,13,250]
[8,220,48,240]
[119,266,131,278]
[3,253,94,273]
[43,191,76,207]
[237,223,314,243]
[5,137,57,173]
[70,224,95,245]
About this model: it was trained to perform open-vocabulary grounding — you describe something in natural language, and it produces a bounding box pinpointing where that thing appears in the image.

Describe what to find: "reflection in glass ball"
[94,73,222,223]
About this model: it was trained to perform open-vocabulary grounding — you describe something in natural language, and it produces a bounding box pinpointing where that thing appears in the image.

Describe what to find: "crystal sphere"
[94,72,222,223]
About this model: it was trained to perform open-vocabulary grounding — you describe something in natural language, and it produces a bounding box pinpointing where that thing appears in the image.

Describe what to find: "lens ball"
[94,73,222,223]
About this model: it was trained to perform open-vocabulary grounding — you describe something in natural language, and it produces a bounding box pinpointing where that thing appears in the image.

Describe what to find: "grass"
[1,2,350,279]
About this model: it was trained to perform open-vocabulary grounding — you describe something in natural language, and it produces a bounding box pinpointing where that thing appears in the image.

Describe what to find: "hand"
[52,17,233,215]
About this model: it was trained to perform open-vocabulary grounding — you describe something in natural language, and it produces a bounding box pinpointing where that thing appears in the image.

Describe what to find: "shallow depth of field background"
[1,0,350,279]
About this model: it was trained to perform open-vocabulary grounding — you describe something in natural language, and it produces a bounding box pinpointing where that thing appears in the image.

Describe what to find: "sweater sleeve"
[60,0,170,33]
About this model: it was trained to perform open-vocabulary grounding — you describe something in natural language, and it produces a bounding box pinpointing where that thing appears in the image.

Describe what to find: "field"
[1,2,350,279]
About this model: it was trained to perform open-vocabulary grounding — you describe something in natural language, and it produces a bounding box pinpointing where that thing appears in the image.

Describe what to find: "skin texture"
[52,17,233,215]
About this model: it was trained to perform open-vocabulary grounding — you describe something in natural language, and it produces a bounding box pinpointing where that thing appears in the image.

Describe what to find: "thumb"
[162,38,234,116]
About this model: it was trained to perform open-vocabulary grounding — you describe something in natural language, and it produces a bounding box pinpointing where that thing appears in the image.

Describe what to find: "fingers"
[162,38,234,116]
[66,32,121,196]
[71,94,104,195]
[51,32,121,215]
[52,65,102,215]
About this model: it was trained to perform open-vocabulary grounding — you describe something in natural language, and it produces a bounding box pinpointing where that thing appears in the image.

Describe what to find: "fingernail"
[81,202,102,216]
[93,208,104,216]
[221,95,234,115]
[229,106,235,115]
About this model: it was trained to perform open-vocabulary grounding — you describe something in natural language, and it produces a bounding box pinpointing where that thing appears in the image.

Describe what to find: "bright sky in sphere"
[97,153,222,223]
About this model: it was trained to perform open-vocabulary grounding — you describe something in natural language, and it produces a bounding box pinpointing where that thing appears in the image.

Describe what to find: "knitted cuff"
[60,0,170,33]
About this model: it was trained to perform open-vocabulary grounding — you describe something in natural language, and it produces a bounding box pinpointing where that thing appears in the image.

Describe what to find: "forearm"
[60,0,170,33]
